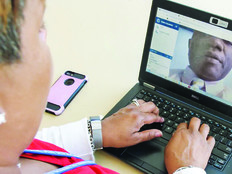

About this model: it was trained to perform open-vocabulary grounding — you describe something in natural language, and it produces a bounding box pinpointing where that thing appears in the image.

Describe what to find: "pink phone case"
[46,71,87,115]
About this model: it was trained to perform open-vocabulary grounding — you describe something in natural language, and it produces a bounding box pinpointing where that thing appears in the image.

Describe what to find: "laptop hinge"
[143,82,155,90]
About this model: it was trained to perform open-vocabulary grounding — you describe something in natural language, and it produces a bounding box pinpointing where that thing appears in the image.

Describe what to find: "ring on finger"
[131,98,140,106]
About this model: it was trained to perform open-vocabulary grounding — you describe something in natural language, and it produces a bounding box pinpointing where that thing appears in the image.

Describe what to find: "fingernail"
[155,131,163,137]
[160,117,165,122]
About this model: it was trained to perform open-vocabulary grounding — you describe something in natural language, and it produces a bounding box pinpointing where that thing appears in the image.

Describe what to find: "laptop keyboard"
[133,89,232,171]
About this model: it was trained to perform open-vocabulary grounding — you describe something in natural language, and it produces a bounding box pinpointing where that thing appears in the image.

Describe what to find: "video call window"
[146,13,232,106]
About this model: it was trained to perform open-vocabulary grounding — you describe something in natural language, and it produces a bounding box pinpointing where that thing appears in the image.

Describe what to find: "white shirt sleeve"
[35,117,94,161]
[174,166,207,174]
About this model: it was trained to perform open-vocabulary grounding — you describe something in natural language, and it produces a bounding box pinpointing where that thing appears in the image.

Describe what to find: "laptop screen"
[145,7,232,106]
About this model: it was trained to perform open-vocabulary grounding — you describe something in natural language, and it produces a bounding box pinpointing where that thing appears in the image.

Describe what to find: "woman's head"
[0,0,52,168]
[0,0,24,64]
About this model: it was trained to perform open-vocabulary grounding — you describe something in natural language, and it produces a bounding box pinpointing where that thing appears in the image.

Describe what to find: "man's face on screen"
[188,31,232,81]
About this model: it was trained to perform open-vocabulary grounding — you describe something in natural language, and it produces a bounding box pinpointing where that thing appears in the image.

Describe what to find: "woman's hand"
[101,100,164,148]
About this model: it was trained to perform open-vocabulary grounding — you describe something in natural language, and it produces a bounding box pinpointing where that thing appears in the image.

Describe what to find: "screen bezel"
[139,0,232,116]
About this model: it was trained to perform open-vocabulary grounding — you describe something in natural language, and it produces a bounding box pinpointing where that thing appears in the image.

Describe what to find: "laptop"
[103,0,232,173]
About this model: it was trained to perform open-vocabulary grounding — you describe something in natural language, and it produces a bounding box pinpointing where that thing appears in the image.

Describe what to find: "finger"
[152,105,159,115]
[135,129,163,143]
[141,113,165,125]
[188,117,201,131]
[207,136,216,148]
[199,123,210,138]
[137,99,146,105]
[139,101,159,114]
[176,122,188,130]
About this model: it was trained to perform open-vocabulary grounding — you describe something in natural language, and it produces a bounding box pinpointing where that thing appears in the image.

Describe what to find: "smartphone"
[45,71,87,116]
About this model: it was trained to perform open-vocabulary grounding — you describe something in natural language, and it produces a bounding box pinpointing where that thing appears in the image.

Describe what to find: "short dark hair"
[0,0,25,64]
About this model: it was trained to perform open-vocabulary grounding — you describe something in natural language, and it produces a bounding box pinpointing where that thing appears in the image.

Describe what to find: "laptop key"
[194,114,200,119]
[159,108,163,115]
[219,130,228,137]
[169,114,176,121]
[159,97,164,102]
[201,116,206,121]
[212,127,220,133]
[227,133,232,140]
[169,108,177,114]
[183,113,190,120]
[221,125,227,130]
[164,127,174,134]
[156,102,164,108]
[214,122,220,127]
[163,105,171,111]
[208,159,215,165]
[150,98,156,103]
[208,119,214,124]
[136,93,144,99]
[176,105,182,110]
[160,111,169,118]
[170,102,176,108]
[176,117,184,124]
[165,100,170,105]
[212,148,229,160]
[189,110,194,116]
[173,123,179,129]
[140,90,146,95]
[220,137,228,145]
[176,111,184,117]
[214,163,223,170]
[153,94,158,100]
[143,96,150,102]
[214,134,222,142]
[217,158,226,165]
[228,140,232,147]
[162,132,172,141]
[210,155,217,161]
[165,120,174,127]
[218,143,232,154]
[182,107,188,113]
[154,137,168,145]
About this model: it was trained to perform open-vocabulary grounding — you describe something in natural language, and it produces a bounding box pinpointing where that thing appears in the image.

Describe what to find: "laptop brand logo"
[191,94,199,100]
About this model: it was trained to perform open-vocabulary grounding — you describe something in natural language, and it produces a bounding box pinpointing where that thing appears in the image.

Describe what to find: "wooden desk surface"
[41,0,231,173]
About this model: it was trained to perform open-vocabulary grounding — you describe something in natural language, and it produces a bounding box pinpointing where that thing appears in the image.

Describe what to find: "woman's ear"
[0,108,6,125]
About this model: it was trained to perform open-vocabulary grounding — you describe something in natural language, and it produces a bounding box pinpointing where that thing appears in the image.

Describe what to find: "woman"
[0,0,215,173]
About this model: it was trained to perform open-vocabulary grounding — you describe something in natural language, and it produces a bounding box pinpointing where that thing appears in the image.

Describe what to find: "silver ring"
[132,98,140,106]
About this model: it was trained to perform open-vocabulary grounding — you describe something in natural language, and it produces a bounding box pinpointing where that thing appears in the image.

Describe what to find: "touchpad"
[125,141,167,174]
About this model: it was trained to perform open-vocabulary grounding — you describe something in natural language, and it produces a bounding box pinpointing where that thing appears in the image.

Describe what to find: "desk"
[41,0,232,173]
